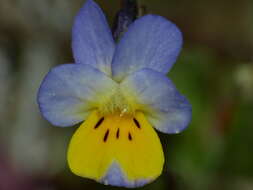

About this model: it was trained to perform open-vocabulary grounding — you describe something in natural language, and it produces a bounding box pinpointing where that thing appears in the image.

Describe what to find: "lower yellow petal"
[67,110,164,188]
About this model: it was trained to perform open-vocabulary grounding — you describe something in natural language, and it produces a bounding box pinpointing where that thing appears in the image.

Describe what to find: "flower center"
[98,89,135,116]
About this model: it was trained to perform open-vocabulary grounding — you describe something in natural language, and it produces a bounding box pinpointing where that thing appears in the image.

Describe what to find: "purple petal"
[100,162,152,188]
[121,69,191,134]
[112,14,183,81]
[37,63,117,127]
[72,0,115,75]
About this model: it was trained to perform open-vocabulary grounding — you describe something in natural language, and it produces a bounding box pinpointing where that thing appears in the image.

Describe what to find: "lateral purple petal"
[121,69,191,134]
[37,63,117,127]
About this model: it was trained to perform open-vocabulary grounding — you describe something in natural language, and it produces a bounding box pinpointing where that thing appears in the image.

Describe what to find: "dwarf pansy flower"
[37,0,192,188]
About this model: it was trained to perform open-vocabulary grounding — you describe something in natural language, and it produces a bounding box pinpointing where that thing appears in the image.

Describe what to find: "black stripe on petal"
[103,129,110,142]
[116,128,120,139]
[94,117,104,129]
[128,132,132,141]
[133,118,141,129]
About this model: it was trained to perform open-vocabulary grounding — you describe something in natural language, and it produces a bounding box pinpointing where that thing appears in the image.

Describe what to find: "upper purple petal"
[72,0,115,75]
[112,14,183,81]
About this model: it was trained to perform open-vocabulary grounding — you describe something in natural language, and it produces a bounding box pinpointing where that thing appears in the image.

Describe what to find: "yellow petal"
[67,110,164,188]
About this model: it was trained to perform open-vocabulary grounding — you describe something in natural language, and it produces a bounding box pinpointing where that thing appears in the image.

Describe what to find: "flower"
[37,0,192,188]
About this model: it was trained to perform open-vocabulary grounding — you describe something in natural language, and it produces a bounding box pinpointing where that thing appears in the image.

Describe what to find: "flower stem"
[112,0,138,41]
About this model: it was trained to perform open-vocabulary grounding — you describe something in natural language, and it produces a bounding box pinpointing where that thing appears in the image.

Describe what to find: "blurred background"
[0,0,253,189]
